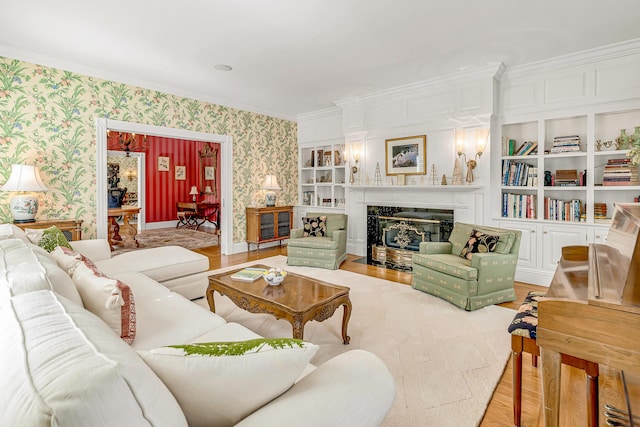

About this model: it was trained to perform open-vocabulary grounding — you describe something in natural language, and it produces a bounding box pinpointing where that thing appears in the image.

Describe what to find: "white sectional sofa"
[0,224,395,426]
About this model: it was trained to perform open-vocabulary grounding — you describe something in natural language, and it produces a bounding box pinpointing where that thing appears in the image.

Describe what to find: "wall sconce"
[349,145,360,185]
[125,169,136,181]
[456,128,489,183]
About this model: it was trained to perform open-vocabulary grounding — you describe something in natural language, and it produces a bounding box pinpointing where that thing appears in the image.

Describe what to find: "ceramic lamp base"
[265,190,276,207]
[10,194,39,223]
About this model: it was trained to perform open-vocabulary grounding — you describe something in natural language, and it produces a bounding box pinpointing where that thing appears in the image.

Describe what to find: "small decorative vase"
[631,126,640,147]
[617,129,630,150]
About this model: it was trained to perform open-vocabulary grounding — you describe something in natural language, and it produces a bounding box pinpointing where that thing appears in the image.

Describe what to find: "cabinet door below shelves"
[541,224,587,270]
[498,221,537,268]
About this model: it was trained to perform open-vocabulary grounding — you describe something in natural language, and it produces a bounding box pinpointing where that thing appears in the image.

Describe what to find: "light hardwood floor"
[194,244,638,427]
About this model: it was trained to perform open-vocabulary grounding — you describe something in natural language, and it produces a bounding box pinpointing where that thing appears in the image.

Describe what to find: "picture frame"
[323,152,332,167]
[157,156,170,172]
[204,166,215,180]
[175,165,186,180]
[385,135,427,176]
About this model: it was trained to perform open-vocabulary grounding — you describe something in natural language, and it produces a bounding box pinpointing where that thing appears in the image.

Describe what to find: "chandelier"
[108,131,148,156]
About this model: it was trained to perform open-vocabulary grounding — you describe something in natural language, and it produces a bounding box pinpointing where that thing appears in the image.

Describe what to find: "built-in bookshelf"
[299,142,346,208]
[499,110,640,224]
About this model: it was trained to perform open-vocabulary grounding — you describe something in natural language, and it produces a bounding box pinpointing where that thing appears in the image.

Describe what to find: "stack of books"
[549,135,581,154]
[554,169,579,186]
[594,203,608,220]
[230,267,268,281]
[602,158,639,186]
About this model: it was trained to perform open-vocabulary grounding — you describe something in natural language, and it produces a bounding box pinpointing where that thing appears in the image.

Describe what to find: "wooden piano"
[537,203,640,426]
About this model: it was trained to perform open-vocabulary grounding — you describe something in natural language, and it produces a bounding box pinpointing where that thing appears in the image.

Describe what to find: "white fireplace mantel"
[345,185,485,256]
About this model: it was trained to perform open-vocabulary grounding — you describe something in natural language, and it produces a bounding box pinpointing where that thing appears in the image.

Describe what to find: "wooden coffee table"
[207,265,351,344]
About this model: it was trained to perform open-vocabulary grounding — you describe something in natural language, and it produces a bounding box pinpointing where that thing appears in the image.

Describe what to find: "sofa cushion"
[72,262,136,344]
[459,229,499,260]
[302,216,326,237]
[287,236,339,250]
[0,290,187,427]
[413,253,478,280]
[25,225,73,252]
[138,338,319,427]
[95,245,209,283]
[0,238,83,306]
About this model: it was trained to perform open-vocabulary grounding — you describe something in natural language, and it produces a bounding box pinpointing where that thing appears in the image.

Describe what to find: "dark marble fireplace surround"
[366,206,454,269]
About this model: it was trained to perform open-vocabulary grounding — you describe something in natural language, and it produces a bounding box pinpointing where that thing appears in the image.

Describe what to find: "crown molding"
[335,63,505,107]
[0,45,297,122]
[297,106,342,122]
[502,38,640,80]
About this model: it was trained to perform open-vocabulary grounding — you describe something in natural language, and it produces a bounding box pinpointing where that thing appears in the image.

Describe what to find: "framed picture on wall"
[158,156,170,171]
[175,165,186,180]
[204,166,215,180]
[385,135,427,175]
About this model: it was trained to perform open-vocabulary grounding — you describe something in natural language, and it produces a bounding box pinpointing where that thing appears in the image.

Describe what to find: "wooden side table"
[14,219,83,241]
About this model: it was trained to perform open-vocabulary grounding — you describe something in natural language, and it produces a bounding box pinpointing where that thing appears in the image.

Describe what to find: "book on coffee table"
[230,267,267,282]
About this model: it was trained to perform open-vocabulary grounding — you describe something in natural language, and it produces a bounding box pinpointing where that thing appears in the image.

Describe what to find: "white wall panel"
[502,83,536,110]
[595,55,640,97]
[544,72,587,104]
[406,93,455,120]
[364,100,406,128]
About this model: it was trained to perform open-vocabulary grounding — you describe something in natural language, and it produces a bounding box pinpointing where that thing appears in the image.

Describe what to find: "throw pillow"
[302,216,327,237]
[138,338,319,427]
[72,262,136,344]
[50,246,84,275]
[459,229,499,260]
[25,226,72,252]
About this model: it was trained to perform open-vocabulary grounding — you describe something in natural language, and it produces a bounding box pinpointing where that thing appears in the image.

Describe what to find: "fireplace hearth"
[366,206,454,270]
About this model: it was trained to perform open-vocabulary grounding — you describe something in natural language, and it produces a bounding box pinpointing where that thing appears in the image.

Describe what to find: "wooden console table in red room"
[107,205,141,250]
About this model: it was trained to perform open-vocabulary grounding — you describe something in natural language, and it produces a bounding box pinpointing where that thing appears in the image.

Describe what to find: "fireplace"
[366,206,454,270]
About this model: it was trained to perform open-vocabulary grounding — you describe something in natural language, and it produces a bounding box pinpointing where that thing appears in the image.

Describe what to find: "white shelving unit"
[496,107,640,284]
[299,141,347,209]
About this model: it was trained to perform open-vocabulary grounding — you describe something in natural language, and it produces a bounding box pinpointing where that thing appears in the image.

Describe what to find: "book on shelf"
[549,135,581,154]
[230,267,268,281]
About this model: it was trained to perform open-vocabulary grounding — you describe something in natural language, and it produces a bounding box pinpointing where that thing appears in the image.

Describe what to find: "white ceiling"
[1,0,640,120]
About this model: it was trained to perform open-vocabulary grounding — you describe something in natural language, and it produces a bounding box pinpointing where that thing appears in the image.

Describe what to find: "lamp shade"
[261,175,281,190]
[1,164,48,223]
[1,164,48,192]
[189,186,199,196]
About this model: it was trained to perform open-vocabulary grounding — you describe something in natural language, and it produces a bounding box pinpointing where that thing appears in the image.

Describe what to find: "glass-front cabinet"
[299,141,346,208]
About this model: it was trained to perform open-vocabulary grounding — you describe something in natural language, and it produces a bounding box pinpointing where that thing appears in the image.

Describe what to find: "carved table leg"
[541,347,562,427]
[342,299,352,344]
[292,315,304,340]
[206,289,216,313]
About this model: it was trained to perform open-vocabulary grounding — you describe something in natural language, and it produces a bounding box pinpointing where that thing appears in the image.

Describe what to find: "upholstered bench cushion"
[412,253,477,281]
[508,291,546,338]
[287,237,338,250]
[96,245,209,283]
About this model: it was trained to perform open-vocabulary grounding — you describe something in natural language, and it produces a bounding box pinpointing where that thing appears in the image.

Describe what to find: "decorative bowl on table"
[263,268,287,286]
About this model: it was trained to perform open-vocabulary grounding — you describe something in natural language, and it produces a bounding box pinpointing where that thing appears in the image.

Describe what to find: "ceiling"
[1,0,639,121]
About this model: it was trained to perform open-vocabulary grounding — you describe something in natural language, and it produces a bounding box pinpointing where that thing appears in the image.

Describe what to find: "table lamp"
[1,164,49,223]
[262,174,281,207]
[189,186,199,202]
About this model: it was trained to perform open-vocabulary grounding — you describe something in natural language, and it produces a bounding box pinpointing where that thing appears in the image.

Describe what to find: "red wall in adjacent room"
[107,133,221,223]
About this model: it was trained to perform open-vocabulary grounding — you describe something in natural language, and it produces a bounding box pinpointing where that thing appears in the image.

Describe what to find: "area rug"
[111,228,218,255]
[196,256,515,426]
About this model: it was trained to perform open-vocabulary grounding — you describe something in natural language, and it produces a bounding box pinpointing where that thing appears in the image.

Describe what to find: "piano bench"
[508,291,599,427]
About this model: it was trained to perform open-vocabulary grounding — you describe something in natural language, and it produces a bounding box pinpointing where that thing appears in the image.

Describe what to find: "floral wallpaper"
[0,57,298,243]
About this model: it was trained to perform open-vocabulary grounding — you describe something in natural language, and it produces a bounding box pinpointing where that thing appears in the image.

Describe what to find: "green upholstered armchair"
[287,213,348,270]
[412,222,521,311]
